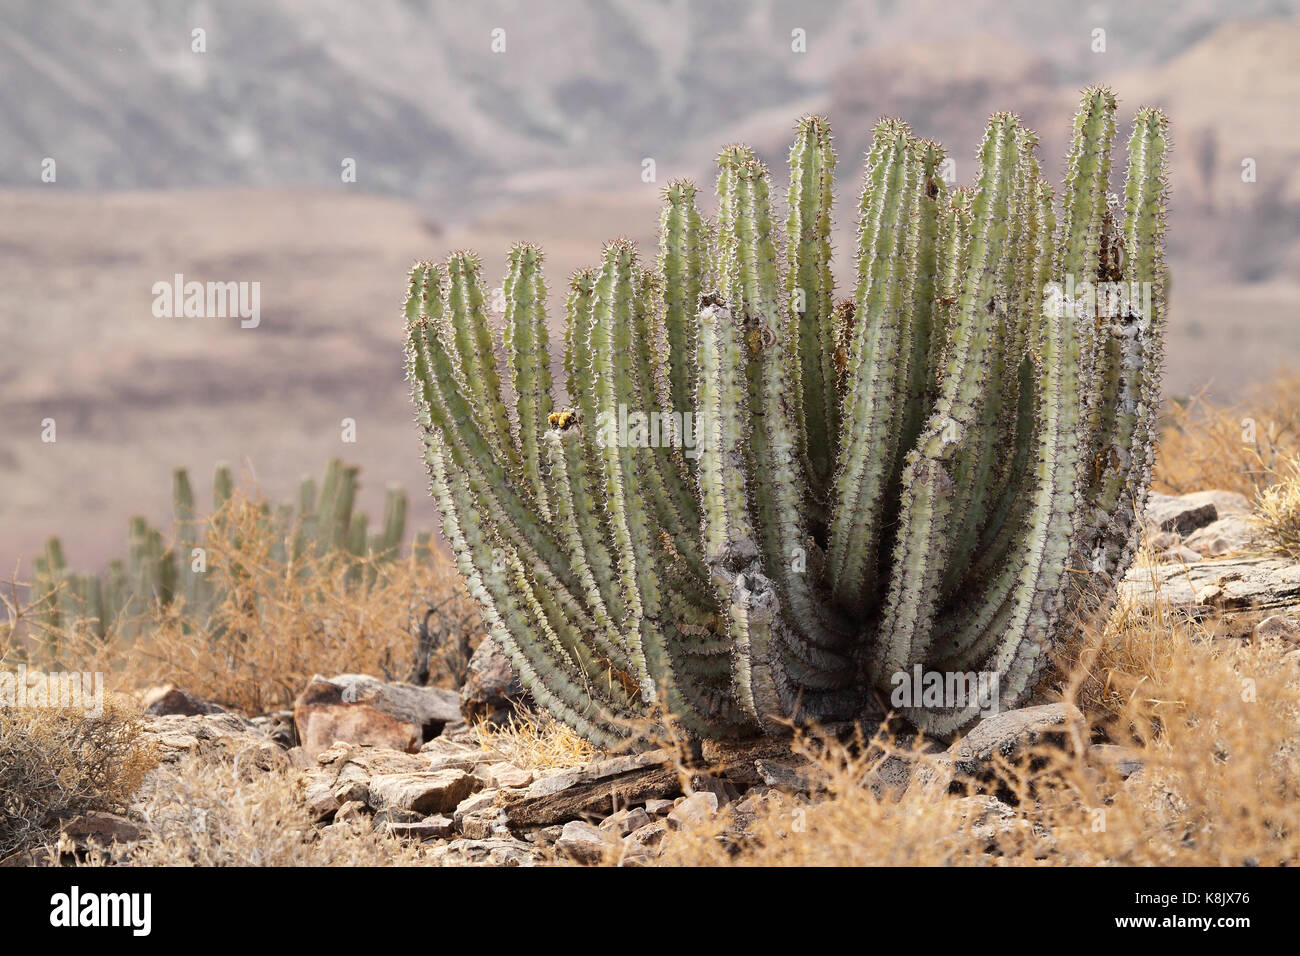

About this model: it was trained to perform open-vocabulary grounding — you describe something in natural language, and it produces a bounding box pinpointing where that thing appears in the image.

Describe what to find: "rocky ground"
[11,488,1299,867]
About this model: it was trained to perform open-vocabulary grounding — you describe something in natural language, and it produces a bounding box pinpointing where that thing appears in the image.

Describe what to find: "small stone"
[864,754,914,801]
[626,819,668,848]
[1254,615,1300,643]
[555,820,617,864]
[334,800,369,825]
[480,762,533,789]
[1145,493,1218,535]
[948,703,1083,778]
[667,791,719,830]
[534,825,565,844]
[600,807,651,837]
[1184,515,1257,557]
[141,684,223,717]
[1148,530,1181,550]
[382,815,455,841]
[1158,545,1202,564]
[726,787,784,838]
[459,808,507,840]
[59,812,143,847]
[367,769,481,815]
[453,789,501,830]
[644,799,675,817]
[303,779,341,820]
[293,674,461,759]
[334,780,369,805]
[688,773,742,804]
[459,638,531,726]
[429,837,541,867]
[371,807,423,826]
[755,758,816,792]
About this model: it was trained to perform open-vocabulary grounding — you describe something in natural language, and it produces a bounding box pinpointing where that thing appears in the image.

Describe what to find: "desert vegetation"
[5,93,1300,869]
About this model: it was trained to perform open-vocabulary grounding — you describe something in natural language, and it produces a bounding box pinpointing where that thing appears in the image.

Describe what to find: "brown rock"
[476,762,533,789]
[1184,515,1258,557]
[459,638,531,725]
[334,800,369,825]
[948,703,1083,786]
[381,815,455,841]
[626,819,669,848]
[453,789,501,830]
[429,837,541,867]
[667,791,719,830]
[600,807,652,837]
[1122,555,1300,617]
[1145,492,1218,535]
[555,820,618,864]
[59,811,143,847]
[1254,615,1300,643]
[293,674,461,759]
[367,769,482,815]
[141,684,223,717]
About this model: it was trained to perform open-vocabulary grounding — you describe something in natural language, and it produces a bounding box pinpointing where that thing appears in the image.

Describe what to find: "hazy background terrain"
[2,0,1297,575]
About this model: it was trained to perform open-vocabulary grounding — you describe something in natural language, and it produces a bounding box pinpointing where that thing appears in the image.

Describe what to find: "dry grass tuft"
[14,488,483,715]
[1154,371,1300,496]
[474,712,596,770]
[111,756,427,867]
[0,697,158,859]
[1253,454,1300,559]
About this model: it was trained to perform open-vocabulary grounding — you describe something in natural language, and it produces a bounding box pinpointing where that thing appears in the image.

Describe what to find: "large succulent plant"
[406,88,1169,746]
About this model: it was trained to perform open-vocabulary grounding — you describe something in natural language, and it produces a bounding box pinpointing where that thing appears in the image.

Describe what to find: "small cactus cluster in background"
[29,459,414,649]
[407,88,1169,746]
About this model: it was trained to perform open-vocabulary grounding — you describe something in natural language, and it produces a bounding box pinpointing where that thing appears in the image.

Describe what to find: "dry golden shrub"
[1154,371,1300,496]
[1253,454,1300,559]
[0,697,158,858]
[111,757,427,867]
[44,491,482,714]
[474,712,596,770]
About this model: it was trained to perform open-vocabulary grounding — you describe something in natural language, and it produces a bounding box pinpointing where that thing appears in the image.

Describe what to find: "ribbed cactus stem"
[445,252,518,470]
[826,119,919,613]
[785,115,839,500]
[877,113,1022,682]
[659,180,707,421]
[213,464,234,507]
[503,242,554,519]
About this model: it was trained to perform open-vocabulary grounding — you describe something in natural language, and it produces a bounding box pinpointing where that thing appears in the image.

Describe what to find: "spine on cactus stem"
[895,140,947,459]
[939,126,1041,601]
[713,154,853,723]
[628,267,703,570]
[584,242,744,735]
